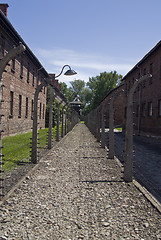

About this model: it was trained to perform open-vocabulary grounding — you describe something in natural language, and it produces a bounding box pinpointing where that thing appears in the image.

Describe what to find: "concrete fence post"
[124,74,152,182]
[31,82,46,163]
[48,86,55,149]
[56,101,63,142]
[109,89,124,159]
[61,104,67,138]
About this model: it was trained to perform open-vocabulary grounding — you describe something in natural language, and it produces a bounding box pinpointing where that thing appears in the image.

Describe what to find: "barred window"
[9,91,14,117]
[148,102,153,116]
[39,102,42,119]
[27,63,30,83]
[31,99,34,119]
[43,104,45,119]
[20,58,23,79]
[25,97,28,118]
[18,95,22,118]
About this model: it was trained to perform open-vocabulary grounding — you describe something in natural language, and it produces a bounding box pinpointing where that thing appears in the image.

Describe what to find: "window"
[31,99,34,119]
[27,63,30,83]
[18,95,22,118]
[148,102,153,116]
[9,91,13,118]
[11,58,15,73]
[43,104,45,119]
[158,100,161,116]
[25,97,28,118]
[149,63,153,84]
[39,102,42,119]
[20,58,23,79]
[44,86,46,94]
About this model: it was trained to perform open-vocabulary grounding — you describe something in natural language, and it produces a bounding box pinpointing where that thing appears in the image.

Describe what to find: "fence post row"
[108,89,124,159]
[56,100,63,142]
[31,81,47,163]
[48,86,55,149]
[0,44,26,199]
[61,104,67,138]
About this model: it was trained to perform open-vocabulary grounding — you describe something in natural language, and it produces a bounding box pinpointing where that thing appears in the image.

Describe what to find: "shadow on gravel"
[81,180,123,183]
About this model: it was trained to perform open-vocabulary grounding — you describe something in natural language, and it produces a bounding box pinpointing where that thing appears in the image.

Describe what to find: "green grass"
[115,127,122,132]
[2,127,57,172]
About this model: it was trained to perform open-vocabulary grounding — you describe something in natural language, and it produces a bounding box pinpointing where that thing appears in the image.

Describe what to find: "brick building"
[123,40,161,136]
[0,4,48,136]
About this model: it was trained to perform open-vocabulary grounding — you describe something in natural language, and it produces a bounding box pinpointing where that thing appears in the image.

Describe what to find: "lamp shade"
[64,69,77,76]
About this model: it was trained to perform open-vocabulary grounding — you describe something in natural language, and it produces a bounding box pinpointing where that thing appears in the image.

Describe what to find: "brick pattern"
[0,26,47,136]
[124,42,161,136]
[100,84,124,128]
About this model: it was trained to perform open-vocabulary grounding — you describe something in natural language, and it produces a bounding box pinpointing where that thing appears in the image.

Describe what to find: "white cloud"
[36,47,135,84]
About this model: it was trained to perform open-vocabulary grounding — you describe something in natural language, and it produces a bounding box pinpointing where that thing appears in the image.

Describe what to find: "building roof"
[0,10,67,102]
[122,40,161,81]
[0,9,48,77]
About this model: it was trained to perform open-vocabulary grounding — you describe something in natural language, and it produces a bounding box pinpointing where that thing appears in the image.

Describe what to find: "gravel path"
[0,123,161,239]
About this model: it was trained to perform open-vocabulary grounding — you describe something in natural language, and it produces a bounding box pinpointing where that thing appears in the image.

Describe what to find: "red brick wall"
[124,43,161,136]
[0,26,47,136]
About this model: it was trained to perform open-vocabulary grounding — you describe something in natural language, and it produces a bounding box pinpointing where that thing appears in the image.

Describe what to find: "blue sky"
[3,0,161,85]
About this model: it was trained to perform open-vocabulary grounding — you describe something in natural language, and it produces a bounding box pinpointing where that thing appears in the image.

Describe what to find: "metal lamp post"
[48,65,77,146]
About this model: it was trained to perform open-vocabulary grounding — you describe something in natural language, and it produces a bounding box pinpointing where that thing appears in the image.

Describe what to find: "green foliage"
[59,71,122,116]
[87,71,122,109]
[60,82,75,102]
[69,79,85,96]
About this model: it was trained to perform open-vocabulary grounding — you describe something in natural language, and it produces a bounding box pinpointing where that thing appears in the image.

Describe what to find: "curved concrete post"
[124,74,152,182]
[0,44,25,199]
[0,44,26,76]
[65,108,67,135]
[31,82,46,163]
[61,104,67,138]
[56,101,63,142]
[109,89,124,159]
[48,86,55,149]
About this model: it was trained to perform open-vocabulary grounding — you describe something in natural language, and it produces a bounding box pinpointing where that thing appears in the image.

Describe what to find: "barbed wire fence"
[0,46,79,199]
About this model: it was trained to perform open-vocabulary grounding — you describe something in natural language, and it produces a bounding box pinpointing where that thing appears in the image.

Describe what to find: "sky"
[2,0,161,85]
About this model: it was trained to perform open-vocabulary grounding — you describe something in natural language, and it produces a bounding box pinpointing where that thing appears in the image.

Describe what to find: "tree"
[69,79,85,96]
[60,82,75,102]
[87,71,122,110]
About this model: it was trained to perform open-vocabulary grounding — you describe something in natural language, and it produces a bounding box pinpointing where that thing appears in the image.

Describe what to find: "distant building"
[122,40,161,136]
[70,95,83,115]
[0,4,47,136]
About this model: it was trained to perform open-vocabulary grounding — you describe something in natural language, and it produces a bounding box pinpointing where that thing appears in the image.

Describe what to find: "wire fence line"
[84,102,161,204]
